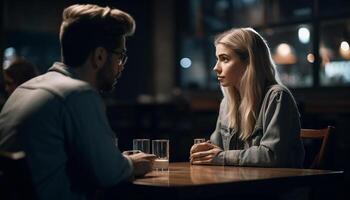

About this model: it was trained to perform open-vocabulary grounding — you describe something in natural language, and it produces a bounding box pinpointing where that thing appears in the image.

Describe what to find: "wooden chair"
[300,126,334,169]
[0,151,36,200]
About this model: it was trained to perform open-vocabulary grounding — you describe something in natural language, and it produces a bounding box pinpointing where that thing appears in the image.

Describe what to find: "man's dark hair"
[4,58,39,85]
[59,4,135,67]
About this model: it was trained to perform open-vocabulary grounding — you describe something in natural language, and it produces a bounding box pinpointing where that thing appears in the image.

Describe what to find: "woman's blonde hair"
[214,27,278,140]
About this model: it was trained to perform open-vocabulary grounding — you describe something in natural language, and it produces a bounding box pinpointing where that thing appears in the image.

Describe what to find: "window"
[320,19,350,86]
[261,25,313,87]
[177,0,350,89]
[266,0,312,23]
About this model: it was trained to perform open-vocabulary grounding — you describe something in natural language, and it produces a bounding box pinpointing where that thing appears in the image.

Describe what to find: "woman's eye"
[217,55,229,63]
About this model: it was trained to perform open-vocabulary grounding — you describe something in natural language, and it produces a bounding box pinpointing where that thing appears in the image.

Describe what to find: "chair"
[0,151,36,200]
[300,126,334,169]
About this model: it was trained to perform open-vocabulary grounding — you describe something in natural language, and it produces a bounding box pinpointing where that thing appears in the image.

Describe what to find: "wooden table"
[106,162,344,200]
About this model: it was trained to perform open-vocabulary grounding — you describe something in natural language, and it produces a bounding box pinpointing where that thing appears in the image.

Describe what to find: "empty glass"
[133,139,150,153]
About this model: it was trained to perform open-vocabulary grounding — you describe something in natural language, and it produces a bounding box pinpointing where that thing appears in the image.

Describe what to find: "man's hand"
[189,142,223,165]
[127,152,156,177]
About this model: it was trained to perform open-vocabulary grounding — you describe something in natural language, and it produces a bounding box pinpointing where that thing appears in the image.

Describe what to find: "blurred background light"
[307,53,314,63]
[277,43,292,56]
[180,57,192,68]
[340,41,350,59]
[298,27,310,44]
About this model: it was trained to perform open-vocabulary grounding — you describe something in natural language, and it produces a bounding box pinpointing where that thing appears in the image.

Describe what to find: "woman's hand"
[189,142,223,165]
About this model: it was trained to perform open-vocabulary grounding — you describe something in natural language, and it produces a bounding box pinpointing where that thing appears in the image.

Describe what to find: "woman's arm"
[222,89,304,167]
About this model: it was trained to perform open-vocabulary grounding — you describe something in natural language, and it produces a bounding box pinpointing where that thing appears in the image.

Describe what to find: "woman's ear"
[93,47,107,70]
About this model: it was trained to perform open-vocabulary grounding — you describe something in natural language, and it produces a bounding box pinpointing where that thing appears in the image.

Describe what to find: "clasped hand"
[189,141,223,165]
[123,151,156,177]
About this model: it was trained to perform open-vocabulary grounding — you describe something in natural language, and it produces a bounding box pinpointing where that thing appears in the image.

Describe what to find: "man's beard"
[111,76,119,90]
[97,59,119,93]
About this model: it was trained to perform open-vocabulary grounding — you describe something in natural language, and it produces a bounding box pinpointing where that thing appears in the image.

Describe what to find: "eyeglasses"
[109,49,128,66]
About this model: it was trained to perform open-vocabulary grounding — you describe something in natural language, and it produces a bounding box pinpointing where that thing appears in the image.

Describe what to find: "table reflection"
[133,162,340,187]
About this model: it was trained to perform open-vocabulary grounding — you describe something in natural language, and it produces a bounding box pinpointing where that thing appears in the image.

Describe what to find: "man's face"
[97,37,127,92]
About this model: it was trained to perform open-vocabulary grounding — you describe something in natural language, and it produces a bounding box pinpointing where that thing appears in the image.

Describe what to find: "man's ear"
[93,47,107,70]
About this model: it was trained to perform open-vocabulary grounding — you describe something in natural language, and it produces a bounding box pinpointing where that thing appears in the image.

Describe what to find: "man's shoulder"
[21,71,96,100]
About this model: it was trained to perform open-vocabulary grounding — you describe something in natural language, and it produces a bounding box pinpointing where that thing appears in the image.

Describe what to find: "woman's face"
[213,43,246,89]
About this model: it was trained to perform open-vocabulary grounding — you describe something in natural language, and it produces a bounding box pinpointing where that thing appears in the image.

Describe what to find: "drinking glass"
[152,139,169,170]
[194,138,206,144]
[133,139,150,153]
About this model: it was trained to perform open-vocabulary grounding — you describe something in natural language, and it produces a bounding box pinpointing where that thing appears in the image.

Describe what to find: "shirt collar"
[48,62,78,78]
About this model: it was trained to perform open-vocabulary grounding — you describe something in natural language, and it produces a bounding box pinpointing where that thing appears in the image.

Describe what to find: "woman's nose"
[213,63,220,73]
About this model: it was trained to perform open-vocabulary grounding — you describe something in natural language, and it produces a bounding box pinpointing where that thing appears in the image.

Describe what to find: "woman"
[190,28,305,168]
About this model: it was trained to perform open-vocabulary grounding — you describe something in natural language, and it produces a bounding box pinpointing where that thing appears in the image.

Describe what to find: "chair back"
[300,126,334,169]
[0,151,36,200]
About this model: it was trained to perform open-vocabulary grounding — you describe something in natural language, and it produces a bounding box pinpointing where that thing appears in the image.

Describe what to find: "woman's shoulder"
[264,84,297,107]
[267,84,290,93]
[266,84,293,97]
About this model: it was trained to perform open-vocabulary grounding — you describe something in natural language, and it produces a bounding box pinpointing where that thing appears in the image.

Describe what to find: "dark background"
[0,1,349,198]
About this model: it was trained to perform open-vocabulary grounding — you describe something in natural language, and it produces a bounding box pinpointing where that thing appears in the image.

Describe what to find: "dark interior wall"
[0,1,4,95]
[3,0,63,32]
[0,0,153,101]
[2,0,64,73]
[104,0,153,100]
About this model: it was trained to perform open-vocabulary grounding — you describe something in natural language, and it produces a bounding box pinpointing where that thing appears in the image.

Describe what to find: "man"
[0,4,154,200]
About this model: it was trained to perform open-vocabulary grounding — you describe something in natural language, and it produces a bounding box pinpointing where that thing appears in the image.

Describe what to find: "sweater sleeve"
[64,90,133,187]
[223,89,303,167]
